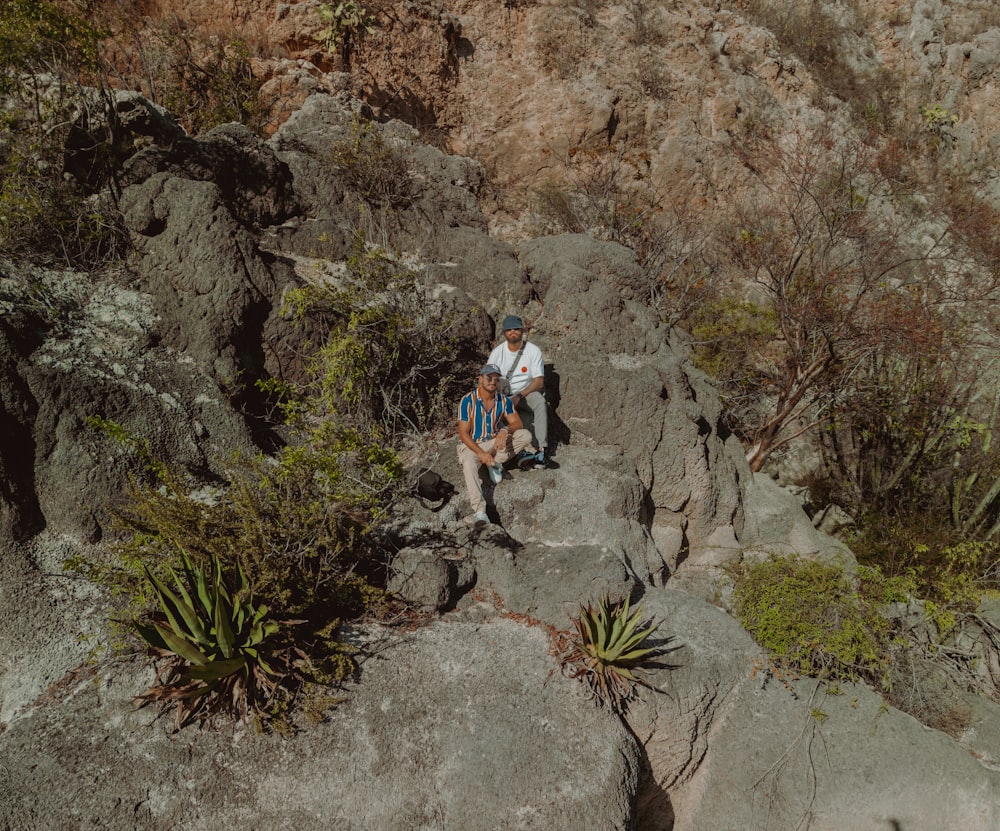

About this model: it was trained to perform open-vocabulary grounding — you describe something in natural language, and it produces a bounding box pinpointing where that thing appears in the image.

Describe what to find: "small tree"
[716,124,959,471]
[318,1,378,68]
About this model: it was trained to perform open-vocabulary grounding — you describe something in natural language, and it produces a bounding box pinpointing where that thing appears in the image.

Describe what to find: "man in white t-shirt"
[487,314,549,469]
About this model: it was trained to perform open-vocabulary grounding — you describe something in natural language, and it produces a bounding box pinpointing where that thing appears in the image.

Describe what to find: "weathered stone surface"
[626,588,765,806]
[268,93,487,256]
[675,674,1000,831]
[0,534,106,727]
[510,235,752,566]
[119,173,290,391]
[622,589,1000,831]
[120,121,300,229]
[0,264,258,541]
[735,472,855,563]
[0,618,640,831]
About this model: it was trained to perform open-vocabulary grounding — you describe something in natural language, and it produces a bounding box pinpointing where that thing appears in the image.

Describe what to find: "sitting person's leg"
[495,428,533,465]
[456,442,487,514]
[522,391,547,453]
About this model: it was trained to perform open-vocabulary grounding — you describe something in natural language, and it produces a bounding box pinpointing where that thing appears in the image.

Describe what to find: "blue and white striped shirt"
[458,390,514,443]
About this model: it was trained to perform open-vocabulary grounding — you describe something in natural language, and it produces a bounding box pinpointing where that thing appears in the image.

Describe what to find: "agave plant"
[561,593,661,713]
[134,550,292,728]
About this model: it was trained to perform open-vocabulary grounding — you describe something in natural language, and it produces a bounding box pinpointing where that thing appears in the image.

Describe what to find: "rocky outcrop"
[1,85,998,831]
[0,263,259,541]
[0,616,640,831]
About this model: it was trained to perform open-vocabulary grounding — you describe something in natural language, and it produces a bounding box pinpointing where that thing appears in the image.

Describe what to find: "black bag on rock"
[413,470,455,511]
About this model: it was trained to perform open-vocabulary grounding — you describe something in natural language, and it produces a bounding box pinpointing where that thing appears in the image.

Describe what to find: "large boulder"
[0,617,641,831]
[615,588,1000,831]
[673,672,1000,831]
[0,264,258,541]
[119,172,290,394]
[486,233,831,575]
[267,93,489,256]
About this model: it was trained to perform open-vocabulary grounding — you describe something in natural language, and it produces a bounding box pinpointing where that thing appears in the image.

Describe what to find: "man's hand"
[492,428,509,455]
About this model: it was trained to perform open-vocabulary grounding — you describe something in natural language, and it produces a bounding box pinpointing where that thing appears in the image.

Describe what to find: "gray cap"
[501,314,525,331]
[480,363,502,376]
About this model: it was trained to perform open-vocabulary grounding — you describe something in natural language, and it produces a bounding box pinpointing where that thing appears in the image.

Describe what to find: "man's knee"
[512,428,533,452]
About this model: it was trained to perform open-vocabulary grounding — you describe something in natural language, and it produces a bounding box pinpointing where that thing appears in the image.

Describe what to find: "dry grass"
[534,7,588,79]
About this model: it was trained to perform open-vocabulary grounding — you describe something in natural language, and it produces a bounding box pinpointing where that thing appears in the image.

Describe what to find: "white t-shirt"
[487,340,544,395]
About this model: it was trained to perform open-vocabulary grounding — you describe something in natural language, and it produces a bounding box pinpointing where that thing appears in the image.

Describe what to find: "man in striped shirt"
[457,363,533,528]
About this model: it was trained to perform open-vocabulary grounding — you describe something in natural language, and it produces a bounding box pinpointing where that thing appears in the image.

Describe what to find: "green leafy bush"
[318,1,378,64]
[156,33,271,136]
[280,232,477,442]
[561,594,662,713]
[111,435,391,624]
[0,0,127,268]
[733,555,911,689]
[82,407,391,728]
[86,230,474,726]
[687,294,777,435]
[0,0,103,91]
[849,516,1000,629]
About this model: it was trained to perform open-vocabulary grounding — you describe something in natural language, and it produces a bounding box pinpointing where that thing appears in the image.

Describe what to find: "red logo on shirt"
[521,366,527,373]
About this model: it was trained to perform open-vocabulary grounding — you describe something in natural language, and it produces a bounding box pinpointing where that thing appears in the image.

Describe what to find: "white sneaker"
[488,463,503,484]
[473,511,490,528]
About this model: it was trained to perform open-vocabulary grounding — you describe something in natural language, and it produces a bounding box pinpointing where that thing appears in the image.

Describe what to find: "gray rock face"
[268,93,488,256]
[0,618,640,831]
[498,234,830,575]
[675,675,1000,831]
[0,264,258,541]
[617,589,1000,831]
[118,168,293,395]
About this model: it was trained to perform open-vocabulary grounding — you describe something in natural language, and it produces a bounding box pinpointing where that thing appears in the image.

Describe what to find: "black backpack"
[412,469,455,511]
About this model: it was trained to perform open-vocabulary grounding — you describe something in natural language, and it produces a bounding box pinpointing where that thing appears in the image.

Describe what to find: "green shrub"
[733,555,911,689]
[280,232,477,442]
[561,594,663,713]
[0,154,127,268]
[688,294,777,383]
[687,294,777,436]
[0,0,127,268]
[329,120,413,208]
[0,0,103,92]
[157,33,271,136]
[849,515,1000,630]
[81,408,390,729]
[84,230,475,725]
[318,1,378,65]
[110,434,392,625]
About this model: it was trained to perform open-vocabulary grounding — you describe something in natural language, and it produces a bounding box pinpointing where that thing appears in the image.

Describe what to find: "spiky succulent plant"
[561,593,661,713]
[134,550,293,728]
